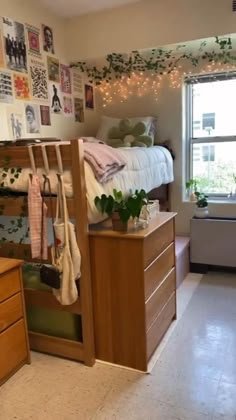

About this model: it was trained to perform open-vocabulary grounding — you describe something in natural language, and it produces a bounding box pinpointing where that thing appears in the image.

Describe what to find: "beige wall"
[95,67,236,235]
[65,0,236,235]
[66,0,235,60]
[0,0,99,141]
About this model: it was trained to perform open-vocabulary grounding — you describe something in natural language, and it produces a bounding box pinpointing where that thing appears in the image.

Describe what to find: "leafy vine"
[70,36,236,85]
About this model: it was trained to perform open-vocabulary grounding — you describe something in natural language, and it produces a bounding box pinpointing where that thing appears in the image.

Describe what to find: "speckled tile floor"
[1,272,236,420]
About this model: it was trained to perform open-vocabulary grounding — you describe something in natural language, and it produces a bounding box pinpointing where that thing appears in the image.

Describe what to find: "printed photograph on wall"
[42,24,55,54]
[60,64,71,94]
[7,105,24,139]
[40,105,51,126]
[24,103,40,134]
[72,70,83,96]
[74,97,84,122]
[2,17,27,73]
[0,71,13,103]
[0,31,5,68]
[63,96,73,116]
[47,56,59,83]
[84,84,94,109]
[26,24,41,57]
[49,82,62,114]
[13,73,30,100]
[30,58,48,101]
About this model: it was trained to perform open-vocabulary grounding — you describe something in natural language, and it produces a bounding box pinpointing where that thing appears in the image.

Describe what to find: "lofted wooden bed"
[0,139,173,369]
[0,140,95,367]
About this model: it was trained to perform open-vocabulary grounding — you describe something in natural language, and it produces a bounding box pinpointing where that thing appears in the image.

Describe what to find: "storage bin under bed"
[22,264,82,342]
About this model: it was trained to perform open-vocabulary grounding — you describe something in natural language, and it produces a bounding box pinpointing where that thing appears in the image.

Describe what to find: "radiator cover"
[190,217,236,267]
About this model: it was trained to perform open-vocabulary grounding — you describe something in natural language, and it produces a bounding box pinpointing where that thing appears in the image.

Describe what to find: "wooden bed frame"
[0,140,95,366]
[0,139,171,366]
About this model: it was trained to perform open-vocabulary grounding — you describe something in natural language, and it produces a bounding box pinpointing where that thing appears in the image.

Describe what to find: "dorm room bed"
[0,139,174,366]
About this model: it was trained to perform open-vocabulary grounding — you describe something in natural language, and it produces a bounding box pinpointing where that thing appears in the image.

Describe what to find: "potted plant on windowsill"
[94,189,148,232]
[186,178,198,201]
[194,191,209,218]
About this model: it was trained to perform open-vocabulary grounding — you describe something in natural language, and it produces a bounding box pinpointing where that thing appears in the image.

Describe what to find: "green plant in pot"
[94,188,148,232]
[185,178,198,201]
[194,191,209,218]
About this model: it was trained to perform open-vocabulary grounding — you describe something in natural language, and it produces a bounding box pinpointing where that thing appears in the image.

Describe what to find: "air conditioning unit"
[233,0,236,12]
[190,217,236,268]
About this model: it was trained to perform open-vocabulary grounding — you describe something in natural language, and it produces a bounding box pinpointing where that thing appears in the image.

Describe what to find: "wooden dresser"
[89,212,177,371]
[0,258,30,385]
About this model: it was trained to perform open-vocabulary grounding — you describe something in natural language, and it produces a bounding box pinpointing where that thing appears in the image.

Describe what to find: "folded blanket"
[83,143,126,183]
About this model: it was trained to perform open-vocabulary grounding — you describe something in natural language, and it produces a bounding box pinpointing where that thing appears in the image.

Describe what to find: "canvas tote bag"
[52,175,79,305]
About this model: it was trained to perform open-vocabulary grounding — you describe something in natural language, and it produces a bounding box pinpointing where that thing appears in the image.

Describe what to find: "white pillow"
[96,115,156,143]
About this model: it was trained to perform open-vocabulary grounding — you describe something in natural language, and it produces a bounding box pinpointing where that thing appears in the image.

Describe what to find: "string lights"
[96,61,236,107]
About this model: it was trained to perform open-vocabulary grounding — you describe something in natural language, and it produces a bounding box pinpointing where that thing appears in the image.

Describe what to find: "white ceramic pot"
[194,206,209,218]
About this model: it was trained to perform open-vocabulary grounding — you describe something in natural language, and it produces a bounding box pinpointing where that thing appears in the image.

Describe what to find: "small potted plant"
[94,189,148,232]
[194,191,209,218]
[186,178,198,201]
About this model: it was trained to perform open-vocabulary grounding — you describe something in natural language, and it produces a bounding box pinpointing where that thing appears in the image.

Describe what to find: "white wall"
[0,0,99,141]
[66,0,235,60]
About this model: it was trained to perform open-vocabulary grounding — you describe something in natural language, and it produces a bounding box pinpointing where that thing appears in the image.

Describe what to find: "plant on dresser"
[94,188,148,231]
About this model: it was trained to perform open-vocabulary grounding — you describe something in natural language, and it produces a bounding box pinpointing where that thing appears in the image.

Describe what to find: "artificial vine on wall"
[70,36,236,85]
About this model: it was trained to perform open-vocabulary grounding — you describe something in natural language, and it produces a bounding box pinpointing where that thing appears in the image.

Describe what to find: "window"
[185,73,236,197]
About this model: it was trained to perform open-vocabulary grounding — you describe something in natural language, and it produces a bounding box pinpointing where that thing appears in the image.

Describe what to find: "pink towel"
[83,143,126,183]
[28,175,48,260]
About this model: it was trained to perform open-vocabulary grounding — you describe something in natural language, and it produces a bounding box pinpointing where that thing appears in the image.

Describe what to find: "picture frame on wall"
[42,24,55,54]
[84,84,94,110]
[2,17,27,73]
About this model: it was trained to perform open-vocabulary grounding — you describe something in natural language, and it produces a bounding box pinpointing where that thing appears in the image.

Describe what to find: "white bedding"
[0,146,173,223]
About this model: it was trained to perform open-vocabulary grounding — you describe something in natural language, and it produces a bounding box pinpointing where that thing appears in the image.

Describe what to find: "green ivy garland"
[70,36,236,85]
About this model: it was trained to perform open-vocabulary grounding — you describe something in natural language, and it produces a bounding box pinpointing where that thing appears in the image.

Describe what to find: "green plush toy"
[107,119,153,148]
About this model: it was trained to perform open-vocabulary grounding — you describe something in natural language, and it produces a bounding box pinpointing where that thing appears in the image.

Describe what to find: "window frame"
[185,73,236,199]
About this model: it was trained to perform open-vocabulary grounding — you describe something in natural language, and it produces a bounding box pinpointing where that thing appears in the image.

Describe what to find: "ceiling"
[39,0,141,18]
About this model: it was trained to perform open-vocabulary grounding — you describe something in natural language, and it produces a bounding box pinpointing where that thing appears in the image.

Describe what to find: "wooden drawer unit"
[0,268,21,303]
[145,268,175,331]
[143,219,174,268]
[89,212,177,371]
[144,242,175,300]
[0,258,30,385]
[0,293,23,332]
[147,293,176,359]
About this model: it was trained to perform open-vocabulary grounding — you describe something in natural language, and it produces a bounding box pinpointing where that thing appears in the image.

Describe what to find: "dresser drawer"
[0,319,28,383]
[0,268,21,303]
[146,268,175,331]
[0,293,23,333]
[146,293,176,360]
[143,220,174,268]
[144,242,175,300]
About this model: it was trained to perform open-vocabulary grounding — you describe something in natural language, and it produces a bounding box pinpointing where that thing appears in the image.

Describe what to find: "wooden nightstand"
[0,258,30,385]
[89,212,177,371]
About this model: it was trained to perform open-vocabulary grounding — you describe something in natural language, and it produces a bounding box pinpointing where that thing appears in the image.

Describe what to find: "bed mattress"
[0,146,173,223]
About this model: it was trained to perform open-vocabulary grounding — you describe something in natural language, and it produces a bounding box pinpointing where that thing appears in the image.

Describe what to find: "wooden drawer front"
[147,293,176,360]
[0,319,27,382]
[144,242,175,300]
[0,293,23,333]
[146,268,175,331]
[144,220,174,268]
[0,268,21,303]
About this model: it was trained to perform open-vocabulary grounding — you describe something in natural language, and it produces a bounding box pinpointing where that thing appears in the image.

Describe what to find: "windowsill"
[183,198,236,205]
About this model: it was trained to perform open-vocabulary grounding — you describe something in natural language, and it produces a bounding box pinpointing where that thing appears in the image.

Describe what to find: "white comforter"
[0,146,173,223]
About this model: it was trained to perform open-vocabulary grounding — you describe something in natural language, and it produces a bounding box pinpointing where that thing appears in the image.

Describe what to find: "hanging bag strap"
[57,174,70,248]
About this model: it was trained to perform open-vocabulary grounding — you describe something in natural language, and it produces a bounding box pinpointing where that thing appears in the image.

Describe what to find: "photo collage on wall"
[0,15,94,140]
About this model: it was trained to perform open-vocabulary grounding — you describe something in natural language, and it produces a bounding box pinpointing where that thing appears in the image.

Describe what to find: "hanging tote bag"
[52,175,79,305]
[39,176,61,290]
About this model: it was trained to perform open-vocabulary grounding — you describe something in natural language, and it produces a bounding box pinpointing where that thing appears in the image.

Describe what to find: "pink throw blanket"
[83,143,126,183]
